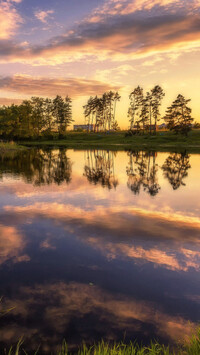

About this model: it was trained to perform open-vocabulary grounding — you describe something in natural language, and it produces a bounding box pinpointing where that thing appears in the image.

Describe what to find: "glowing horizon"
[0,0,199,128]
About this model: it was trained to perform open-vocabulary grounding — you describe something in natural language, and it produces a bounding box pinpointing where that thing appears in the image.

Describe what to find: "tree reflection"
[162,152,191,190]
[84,150,118,189]
[0,149,72,186]
[126,151,160,196]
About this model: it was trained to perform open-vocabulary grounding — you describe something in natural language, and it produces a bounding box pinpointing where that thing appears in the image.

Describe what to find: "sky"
[0,0,200,127]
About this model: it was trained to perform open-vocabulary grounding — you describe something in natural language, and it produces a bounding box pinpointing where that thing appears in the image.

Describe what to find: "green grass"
[0,141,25,152]
[4,329,200,355]
[19,130,200,153]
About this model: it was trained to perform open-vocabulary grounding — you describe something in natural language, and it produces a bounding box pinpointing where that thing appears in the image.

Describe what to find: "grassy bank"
[0,141,25,152]
[19,130,200,153]
[6,329,200,355]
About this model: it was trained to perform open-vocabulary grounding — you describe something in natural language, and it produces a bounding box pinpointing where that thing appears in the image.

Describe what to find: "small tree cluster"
[0,95,73,139]
[128,85,165,134]
[83,91,121,132]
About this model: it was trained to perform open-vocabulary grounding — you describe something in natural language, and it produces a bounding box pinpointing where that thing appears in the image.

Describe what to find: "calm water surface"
[0,149,199,352]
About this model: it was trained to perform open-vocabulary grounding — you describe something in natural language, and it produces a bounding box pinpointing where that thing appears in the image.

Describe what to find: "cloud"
[0,0,200,64]
[0,0,22,40]
[35,9,54,24]
[91,0,200,18]
[0,75,120,98]
[0,97,22,105]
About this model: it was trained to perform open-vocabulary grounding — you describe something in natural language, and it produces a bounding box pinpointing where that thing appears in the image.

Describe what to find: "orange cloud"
[0,97,22,105]
[0,0,22,40]
[0,75,120,98]
[0,0,200,64]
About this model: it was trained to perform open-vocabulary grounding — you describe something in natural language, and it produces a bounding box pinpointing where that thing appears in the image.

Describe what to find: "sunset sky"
[0,0,199,127]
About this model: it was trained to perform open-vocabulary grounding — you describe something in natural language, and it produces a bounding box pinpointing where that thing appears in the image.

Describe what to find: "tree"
[16,101,33,138]
[128,85,164,134]
[0,105,21,138]
[53,95,73,136]
[43,98,54,132]
[65,95,73,129]
[151,85,165,134]
[113,92,121,127]
[164,94,193,135]
[142,92,152,134]
[30,97,45,136]
[128,86,143,130]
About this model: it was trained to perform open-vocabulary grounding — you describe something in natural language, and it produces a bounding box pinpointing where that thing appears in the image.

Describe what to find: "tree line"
[0,86,196,139]
[0,95,73,139]
[83,86,194,135]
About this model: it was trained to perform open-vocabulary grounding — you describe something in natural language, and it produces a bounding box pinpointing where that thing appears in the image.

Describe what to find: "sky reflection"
[0,149,199,352]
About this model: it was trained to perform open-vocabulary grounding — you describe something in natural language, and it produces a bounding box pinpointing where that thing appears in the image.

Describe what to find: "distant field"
[20,130,200,152]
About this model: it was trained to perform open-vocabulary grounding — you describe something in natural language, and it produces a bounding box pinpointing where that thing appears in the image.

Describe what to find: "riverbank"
[19,130,200,153]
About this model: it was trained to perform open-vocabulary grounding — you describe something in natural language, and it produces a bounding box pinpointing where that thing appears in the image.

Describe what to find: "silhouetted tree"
[83,91,121,132]
[164,95,193,135]
[151,86,165,134]
[128,86,143,131]
[128,85,164,134]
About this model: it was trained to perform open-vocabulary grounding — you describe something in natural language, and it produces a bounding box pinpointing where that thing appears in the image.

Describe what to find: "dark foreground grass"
[5,329,200,355]
[20,130,200,153]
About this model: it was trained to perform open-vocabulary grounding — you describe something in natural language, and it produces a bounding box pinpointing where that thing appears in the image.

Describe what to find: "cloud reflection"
[1,282,196,351]
[0,224,29,265]
[3,202,200,272]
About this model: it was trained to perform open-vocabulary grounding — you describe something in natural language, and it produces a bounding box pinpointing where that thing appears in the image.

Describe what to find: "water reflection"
[84,150,118,189]
[0,282,196,353]
[0,149,193,193]
[0,148,199,353]
[162,152,191,190]
[0,149,72,186]
[126,151,160,196]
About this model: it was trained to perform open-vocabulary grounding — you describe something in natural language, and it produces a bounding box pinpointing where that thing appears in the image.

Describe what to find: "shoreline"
[19,130,200,153]
[1,130,200,153]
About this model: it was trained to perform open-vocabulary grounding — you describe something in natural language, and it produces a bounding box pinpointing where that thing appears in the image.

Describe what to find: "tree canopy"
[0,95,73,139]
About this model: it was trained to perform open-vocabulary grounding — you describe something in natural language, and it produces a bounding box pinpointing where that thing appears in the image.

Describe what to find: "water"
[0,149,199,353]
